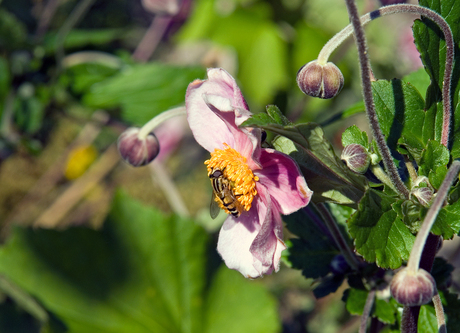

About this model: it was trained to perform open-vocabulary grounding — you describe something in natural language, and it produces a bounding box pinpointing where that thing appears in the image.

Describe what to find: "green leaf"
[348,189,415,269]
[418,140,450,176]
[248,105,291,127]
[0,191,280,333]
[418,305,438,333]
[319,101,365,127]
[451,96,460,159]
[413,0,460,147]
[284,209,339,279]
[341,125,369,148]
[177,1,287,106]
[0,9,27,51]
[343,288,396,324]
[243,120,368,207]
[83,63,205,126]
[432,199,460,239]
[371,79,426,162]
[403,67,431,98]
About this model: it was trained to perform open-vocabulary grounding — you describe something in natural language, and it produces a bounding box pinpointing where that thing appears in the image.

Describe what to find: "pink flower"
[186,68,312,278]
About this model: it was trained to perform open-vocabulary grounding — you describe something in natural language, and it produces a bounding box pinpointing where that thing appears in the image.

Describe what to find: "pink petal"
[255,148,312,215]
[217,186,285,278]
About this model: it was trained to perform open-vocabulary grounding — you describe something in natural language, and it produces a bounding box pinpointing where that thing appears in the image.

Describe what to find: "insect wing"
[209,193,221,219]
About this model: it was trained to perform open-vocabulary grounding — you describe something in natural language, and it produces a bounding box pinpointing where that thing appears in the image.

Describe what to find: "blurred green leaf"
[83,63,205,125]
[372,79,426,162]
[341,125,369,148]
[177,0,287,106]
[0,9,27,51]
[348,189,415,269]
[0,191,280,333]
[431,198,460,239]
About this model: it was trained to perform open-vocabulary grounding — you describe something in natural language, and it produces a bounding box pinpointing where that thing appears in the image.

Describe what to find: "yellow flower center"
[205,143,259,214]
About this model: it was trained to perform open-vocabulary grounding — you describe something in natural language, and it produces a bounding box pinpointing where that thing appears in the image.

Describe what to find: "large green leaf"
[413,0,460,152]
[348,189,415,269]
[83,63,205,126]
[177,0,287,106]
[0,191,280,333]
[371,79,426,162]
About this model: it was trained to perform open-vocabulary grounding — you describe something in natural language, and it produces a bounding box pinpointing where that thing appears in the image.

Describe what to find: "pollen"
[205,143,259,212]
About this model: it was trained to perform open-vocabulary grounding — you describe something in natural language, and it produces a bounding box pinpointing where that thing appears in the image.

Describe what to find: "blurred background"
[0,0,436,332]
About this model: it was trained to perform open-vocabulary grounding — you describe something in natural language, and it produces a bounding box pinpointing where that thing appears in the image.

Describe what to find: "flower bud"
[330,255,350,275]
[117,127,160,167]
[296,60,344,99]
[341,144,370,174]
[390,268,436,306]
[141,0,181,15]
[411,187,434,207]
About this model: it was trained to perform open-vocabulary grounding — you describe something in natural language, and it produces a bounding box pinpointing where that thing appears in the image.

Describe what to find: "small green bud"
[390,267,436,306]
[118,127,160,167]
[341,144,370,174]
[296,60,344,99]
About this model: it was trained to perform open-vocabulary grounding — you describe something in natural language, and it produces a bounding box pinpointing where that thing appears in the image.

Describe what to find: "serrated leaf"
[418,140,450,177]
[0,191,280,333]
[348,189,415,269]
[431,199,460,239]
[342,125,369,148]
[284,209,339,279]
[83,63,205,126]
[246,122,368,207]
[413,0,460,148]
[265,105,291,126]
[371,79,426,162]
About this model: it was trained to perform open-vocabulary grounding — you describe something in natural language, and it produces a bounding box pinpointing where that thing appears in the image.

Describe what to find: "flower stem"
[407,160,460,274]
[360,290,375,333]
[138,106,186,140]
[343,0,410,199]
[316,203,360,271]
[369,164,398,193]
[132,15,172,62]
[433,293,447,333]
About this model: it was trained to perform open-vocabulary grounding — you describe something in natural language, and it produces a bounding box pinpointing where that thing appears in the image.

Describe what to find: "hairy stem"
[138,106,186,140]
[132,15,172,62]
[359,290,375,333]
[407,160,460,273]
[433,293,447,333]
[343,0,410,199]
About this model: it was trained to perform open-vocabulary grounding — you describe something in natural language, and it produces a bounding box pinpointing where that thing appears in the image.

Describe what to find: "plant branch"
[359,290,375,333]
[343,0,410,199]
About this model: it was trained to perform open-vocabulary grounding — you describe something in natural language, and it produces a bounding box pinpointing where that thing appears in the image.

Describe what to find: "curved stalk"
[138,106,186,139]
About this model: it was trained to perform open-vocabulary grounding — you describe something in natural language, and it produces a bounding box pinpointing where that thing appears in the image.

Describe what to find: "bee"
[209,168,243,219]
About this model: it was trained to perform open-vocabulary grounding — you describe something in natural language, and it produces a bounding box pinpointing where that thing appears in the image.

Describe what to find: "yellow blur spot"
[64,145,98,180]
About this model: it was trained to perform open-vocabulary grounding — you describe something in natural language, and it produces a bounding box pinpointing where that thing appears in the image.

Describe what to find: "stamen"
[205,143,259,213]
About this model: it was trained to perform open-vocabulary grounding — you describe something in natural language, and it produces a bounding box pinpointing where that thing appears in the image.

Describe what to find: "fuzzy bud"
[118,127,160,167]
[411,187,434,207]
[296,60,344,99]
[341,144,370,174]
[390,268,437,306]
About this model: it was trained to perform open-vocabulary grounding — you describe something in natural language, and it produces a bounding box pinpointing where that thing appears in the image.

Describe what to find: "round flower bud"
[341,144,370,174]
[411,187,434,207]
[296,60,344,99]
[390,267,437,306]
[330,255,350,275]
[117,127,160,167]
